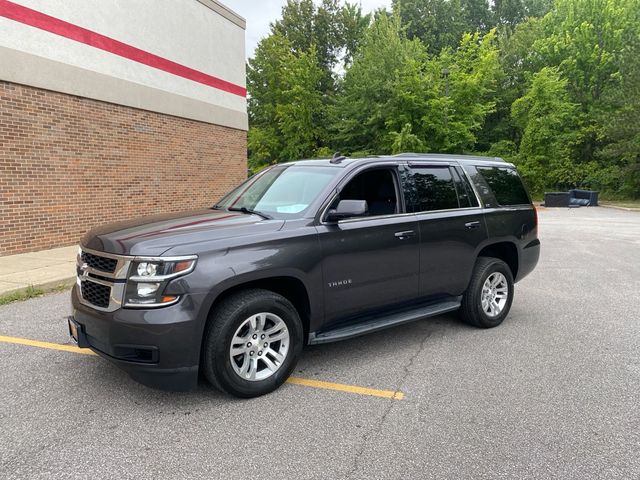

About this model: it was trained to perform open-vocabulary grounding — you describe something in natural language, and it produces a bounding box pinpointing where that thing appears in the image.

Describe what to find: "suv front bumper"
[70,285,207,391]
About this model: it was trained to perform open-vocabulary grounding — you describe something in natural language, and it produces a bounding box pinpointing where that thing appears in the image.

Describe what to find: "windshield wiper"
[227,206,272,220]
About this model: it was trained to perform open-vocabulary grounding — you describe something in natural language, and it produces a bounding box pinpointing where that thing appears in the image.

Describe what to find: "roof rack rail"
[390,152,506,162]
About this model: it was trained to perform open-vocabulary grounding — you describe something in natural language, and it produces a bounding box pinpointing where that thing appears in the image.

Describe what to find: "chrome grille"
[81,251,117,273]
[80,280,111,308]
[77,247,130,312]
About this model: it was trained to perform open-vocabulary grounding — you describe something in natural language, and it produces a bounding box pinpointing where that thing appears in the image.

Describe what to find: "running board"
[308,299,461,345]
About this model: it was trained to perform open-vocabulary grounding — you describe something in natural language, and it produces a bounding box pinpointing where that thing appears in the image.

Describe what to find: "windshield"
[216,166,339,218]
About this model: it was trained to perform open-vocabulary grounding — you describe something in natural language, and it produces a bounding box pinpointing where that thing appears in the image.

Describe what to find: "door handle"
[465,221,481,230]
[394,230,416,240]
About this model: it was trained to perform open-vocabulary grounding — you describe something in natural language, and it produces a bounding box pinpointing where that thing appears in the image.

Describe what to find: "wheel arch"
[202,272,313,346]
[476,241,519,280]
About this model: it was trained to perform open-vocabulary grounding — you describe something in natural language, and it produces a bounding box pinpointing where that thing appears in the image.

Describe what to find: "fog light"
[137,282,160,297]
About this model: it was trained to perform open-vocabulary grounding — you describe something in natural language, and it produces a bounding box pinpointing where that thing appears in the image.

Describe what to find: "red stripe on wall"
[0,0,247,97]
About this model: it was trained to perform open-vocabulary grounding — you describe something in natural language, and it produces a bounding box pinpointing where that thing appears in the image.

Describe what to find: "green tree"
[533,0,635,163]
[383,30,501,153]
[332,14,420,153]
[493,0,551,27]
[432,30,501,151]
[245,0,640,199]
[247,35,325,169]
[595,31,640,197]
[392,0,550,53]
[248,1,374,168]
[390,123,426,153]
[272,0,340,73]
[477,16,545,152]
[392,0,490,54]
[275,46,326,162]
[337,2,372,66]
[511,67,582,192]
[271,1,368,85]
[333,15,500,154]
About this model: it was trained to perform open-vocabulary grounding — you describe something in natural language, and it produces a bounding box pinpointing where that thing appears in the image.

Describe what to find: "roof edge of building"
[196,0,246,29]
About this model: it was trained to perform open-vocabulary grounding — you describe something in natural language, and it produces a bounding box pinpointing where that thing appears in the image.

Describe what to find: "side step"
[308,298,461,345]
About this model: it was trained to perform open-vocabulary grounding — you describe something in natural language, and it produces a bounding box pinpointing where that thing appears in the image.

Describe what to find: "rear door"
[401,163,488,299]
[462,164,539,281]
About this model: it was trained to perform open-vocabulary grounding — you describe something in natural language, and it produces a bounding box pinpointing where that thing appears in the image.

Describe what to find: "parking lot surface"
[1,207,639,479]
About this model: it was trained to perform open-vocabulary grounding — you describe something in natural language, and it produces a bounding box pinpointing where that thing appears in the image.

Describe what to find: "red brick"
[0,81,247,256]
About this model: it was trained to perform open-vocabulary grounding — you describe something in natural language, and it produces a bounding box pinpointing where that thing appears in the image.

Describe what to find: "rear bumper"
[70,285,206,391]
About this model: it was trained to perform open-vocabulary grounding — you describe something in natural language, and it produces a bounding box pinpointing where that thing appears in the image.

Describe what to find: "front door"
[317,167,420,326]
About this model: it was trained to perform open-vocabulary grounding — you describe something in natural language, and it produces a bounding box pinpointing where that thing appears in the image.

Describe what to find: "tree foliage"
[511,67,583,191]
[247,0,640,197]
[247,35,325,167]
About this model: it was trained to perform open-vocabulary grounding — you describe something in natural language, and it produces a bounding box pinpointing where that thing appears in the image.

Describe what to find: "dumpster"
[544,192,570,207]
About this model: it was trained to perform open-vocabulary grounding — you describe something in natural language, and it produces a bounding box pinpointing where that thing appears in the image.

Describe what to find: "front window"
[328,168,399,217]
[216,166,339,218]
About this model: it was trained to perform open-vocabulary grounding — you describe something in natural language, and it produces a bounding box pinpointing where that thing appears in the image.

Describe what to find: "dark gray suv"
[69,153,540,397]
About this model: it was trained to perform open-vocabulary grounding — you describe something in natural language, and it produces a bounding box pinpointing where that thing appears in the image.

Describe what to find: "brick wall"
[0,81,247,256]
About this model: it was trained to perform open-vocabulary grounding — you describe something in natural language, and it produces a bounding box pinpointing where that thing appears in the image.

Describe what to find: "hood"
[82,209,285,256]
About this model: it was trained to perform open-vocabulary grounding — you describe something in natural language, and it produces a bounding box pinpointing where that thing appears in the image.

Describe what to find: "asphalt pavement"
[0,207,638,479]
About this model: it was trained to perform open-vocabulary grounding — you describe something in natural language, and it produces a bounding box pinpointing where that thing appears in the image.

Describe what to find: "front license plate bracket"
[68,317,90,348]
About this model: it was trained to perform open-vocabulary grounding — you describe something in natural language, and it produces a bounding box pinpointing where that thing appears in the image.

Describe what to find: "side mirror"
[326,199,368,222]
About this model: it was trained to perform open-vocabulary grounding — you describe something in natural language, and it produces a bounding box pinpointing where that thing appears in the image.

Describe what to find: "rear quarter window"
[476,167,531,206]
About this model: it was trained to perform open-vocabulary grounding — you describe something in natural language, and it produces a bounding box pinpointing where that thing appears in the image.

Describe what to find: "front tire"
[460,257,514,328]
[202,289,303,398]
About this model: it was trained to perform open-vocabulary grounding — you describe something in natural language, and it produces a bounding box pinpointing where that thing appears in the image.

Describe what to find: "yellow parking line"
[0,334,97,356]
[287,376,404,400]
[0,334,404,400]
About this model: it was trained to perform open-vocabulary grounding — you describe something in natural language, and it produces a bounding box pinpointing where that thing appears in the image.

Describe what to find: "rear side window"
[402,167,459,212]
[476,167,530,206]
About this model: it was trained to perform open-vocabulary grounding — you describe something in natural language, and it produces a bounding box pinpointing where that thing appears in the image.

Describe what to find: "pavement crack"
[344,327,432,479]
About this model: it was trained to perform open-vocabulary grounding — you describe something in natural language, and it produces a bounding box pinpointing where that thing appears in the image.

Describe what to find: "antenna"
[330,152,347,164]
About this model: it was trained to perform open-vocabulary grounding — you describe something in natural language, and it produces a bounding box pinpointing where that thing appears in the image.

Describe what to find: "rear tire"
[460,257,514,328]
[202,288,303,398]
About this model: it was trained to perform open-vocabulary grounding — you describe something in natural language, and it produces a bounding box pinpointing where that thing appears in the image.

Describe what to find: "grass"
[0,283,72,306]
[599,199,640,209]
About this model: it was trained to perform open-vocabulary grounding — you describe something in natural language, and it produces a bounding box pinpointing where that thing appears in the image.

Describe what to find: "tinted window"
[477,167,530,206]
[402,167,459,212]
[451,167,479,208]
[464,166,496,207]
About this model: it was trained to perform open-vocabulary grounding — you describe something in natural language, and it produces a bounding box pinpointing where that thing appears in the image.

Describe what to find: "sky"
[222,0,392,59]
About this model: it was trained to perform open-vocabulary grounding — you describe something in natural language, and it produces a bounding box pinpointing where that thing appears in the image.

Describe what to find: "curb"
[0,277,75,299]
[599,204,640,212]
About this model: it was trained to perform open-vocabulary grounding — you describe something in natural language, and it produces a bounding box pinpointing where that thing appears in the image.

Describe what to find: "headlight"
[137,262,157,277]
[124,256,197,307]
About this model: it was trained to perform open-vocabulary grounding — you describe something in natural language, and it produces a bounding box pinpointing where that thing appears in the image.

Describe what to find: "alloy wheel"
[229,312,290,381]
[480,272,509,318]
